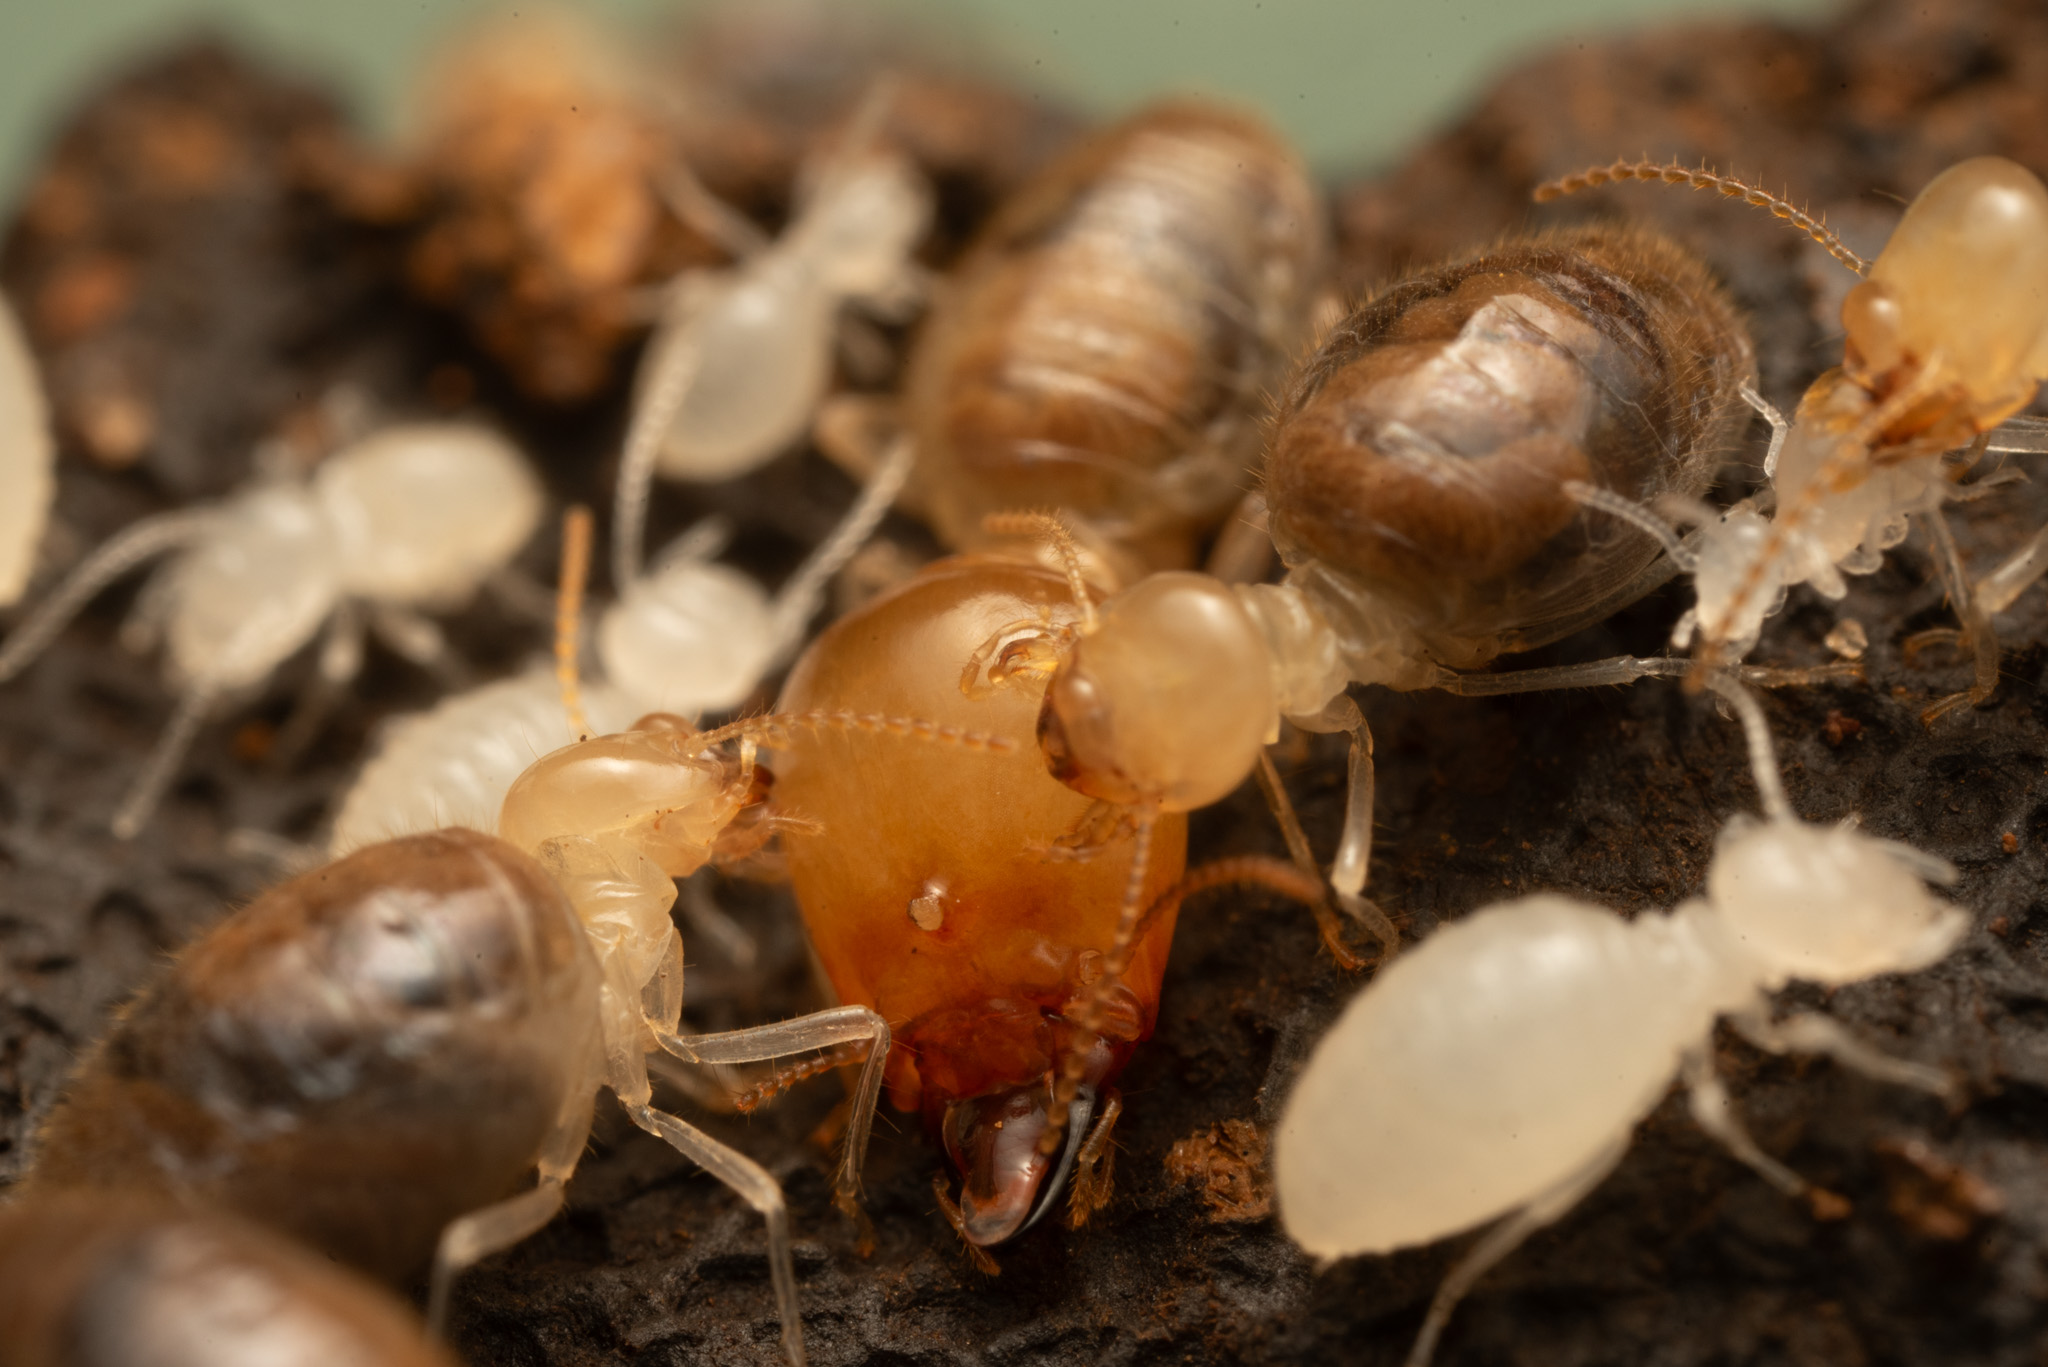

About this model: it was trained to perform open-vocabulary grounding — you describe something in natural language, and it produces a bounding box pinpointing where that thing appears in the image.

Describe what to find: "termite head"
[1707,818,1967,988]
[1038,572,1276,811]
[498,714,742,876]
[789,147,933,299]
[1845,157,2048,412]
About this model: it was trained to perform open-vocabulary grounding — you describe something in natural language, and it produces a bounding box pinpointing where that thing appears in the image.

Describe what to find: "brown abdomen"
[24,829,599,1286]
[1264,225,1754,660]
[911,102,1328,569]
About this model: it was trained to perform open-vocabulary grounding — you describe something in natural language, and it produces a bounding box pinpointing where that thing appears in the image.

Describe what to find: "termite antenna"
[1120,854,1331,975]
[0,509,217,683]
[555,505,594,740]
[1042,804,1162,1157]
[691,708,1019,756]
[1703,672,1795,823]
[1534,157,1868,276]
[981,510,1099,632]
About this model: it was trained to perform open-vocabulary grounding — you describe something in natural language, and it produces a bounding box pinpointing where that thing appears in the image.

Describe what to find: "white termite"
[0,289,54,608]
[610,82,932,591]
[0,421,543,837]
[1273,677,1965,1367]
[1539,156,2048,720]
[328,434,912,855]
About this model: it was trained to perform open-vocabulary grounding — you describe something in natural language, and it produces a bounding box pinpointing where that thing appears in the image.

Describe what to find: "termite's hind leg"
[1914,510,2003,724]
[1403,1135,1629,1367]
[1681,1046,1845,1219]
[270,602,365,769]
[623,1100,807,1367]
[427,1093,594,1333]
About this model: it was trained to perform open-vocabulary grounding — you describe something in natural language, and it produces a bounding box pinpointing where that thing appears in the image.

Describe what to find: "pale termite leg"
[623,1101,806,1367]
[0,509,217,683]
[1324,705,1399,957]
[270,601,365,769]
[426,1176,567,1334]
[1253,748,1369,969]
[1740,382,1792,478]
[1405,1136,1631,1367]
[653,1006,892,1230]
[1730,1009,1954,1098]
[1914,510,2003,723]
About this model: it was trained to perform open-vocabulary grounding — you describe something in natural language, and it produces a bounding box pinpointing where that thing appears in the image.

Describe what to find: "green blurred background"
[0,0,1829,206]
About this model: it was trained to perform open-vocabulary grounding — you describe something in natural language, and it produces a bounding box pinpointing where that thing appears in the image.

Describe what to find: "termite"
[1274,676,1962,1367]
[0,420,543,836]
[824,99,1329,576]
[608,82,932,594]
[986,222,1827,984]
[26,518,1010,1364]
[1534,155,2048,721]
[773,551,1330,1255]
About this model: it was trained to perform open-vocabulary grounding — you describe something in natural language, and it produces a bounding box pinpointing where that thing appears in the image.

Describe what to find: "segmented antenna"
[1535,158,1867,275]
[690,708,1018,755]
[981,510,1099,632]
[555,505,594,739]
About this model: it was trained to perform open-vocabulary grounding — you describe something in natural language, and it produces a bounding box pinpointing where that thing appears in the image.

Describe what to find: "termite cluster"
[2,4,2044,1365]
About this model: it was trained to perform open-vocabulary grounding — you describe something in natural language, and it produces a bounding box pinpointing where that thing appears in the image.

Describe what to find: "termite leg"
[1681,1047,1835,1213]
[270,601,365,769]
[1740,382,1792,479]
[428,1094,594,1332]
[1253,749,1366,970]
[624,1100,806,1367]
[1730,1009,1954,1099]
[1064,1089,1123,1229]
[1913,510,2001,723]
[1405,1136,1630,1367]
[427,1177,566,1333]
[1324,705,1400,957]
[653,1006,891,1232]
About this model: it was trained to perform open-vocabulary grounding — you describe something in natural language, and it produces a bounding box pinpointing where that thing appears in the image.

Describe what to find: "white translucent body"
[599,558,778,712]
[330,669,636,853]
[643,151,927,481]
[649,264,839,481]
[612,131,931,590]
[1673,158,2048,664]
[0,421,543,835]
[331,429,913,858]
[1275,817,1965,1258]
[152,423,541,688]
[0,291,52,606]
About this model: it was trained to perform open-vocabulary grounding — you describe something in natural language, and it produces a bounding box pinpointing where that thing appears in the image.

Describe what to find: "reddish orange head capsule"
[774,557,1188,1244]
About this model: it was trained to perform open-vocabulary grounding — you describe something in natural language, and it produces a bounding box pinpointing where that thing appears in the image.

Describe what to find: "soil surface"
[5,2,2048,1364]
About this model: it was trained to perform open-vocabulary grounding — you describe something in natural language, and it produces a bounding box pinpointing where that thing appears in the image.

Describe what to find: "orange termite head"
[1843,156,2048,412]
[1037,571,1277,811]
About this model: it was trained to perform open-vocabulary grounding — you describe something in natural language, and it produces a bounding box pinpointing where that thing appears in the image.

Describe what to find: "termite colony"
[2,4,2044,1366]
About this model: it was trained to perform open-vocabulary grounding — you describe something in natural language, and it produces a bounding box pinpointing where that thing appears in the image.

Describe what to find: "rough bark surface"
[5,2,2048,1364]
